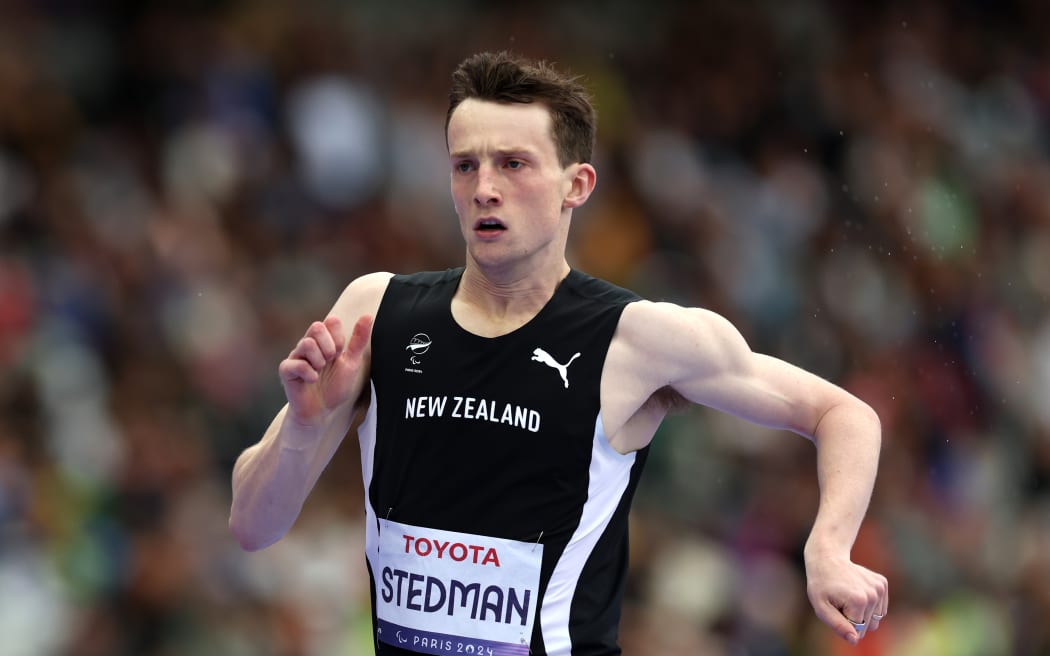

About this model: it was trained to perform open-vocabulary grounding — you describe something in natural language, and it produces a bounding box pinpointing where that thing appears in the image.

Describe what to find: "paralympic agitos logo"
[406,333,432,367]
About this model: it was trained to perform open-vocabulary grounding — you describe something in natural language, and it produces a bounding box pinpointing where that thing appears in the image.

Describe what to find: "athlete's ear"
[563,163,597,209]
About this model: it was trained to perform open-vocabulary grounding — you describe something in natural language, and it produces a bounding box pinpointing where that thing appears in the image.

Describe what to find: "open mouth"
[474,218,507,232]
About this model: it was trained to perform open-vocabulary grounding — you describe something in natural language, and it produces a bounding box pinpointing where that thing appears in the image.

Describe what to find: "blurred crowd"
[1,1,1048,654]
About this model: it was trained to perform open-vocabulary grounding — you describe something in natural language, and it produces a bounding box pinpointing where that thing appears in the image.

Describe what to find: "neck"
[453,260,571,337]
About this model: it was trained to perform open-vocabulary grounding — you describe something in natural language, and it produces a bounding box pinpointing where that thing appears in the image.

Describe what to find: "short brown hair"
[446,51,596,167]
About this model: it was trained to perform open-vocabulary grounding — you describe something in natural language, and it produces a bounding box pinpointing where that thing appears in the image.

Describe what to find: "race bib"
[375,519,543,656]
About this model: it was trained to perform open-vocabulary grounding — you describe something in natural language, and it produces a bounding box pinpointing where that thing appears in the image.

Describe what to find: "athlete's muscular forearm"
[230,313,373,551]
[806,399,881,555]
[229,275,388,551]
[803,398,887,644]
[229,402,357,551]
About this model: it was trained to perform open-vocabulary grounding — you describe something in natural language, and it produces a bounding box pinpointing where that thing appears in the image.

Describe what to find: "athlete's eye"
[505,160,524,170]
[455,160,475,173]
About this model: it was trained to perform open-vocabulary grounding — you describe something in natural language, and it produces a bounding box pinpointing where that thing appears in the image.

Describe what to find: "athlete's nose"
[473,164,501,207]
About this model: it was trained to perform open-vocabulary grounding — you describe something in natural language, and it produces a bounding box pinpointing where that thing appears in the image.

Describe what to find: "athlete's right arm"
[228,272,392,551]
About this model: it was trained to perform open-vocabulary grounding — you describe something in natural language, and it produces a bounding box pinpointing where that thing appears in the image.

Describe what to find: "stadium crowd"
[1,1,1048,654]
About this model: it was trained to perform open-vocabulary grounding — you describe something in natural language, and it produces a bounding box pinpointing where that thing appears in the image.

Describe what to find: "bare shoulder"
[606,297,878,452]
[329,271,395,321]
[615,300,750,376]
[601,300,755,452]
[604,300,751,419]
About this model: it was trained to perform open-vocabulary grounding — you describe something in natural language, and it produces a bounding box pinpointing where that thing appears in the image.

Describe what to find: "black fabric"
[363,268,647,655]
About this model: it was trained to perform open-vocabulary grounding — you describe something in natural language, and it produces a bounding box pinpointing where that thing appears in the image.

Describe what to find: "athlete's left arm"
[617,301,888,645]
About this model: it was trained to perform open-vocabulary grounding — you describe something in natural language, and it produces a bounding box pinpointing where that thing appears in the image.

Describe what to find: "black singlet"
[358,268,648,656]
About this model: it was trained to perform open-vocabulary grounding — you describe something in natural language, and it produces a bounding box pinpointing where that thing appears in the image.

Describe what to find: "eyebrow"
[449,147,534,160]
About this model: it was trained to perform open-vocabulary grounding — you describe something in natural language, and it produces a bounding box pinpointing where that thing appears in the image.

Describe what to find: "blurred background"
[1,0,1048,654]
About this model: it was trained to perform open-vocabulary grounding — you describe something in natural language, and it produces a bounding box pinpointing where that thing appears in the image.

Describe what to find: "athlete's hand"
[805,552,888,645]
[278,315,373,428]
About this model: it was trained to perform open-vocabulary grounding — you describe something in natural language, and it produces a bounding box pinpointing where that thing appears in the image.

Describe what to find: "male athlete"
[229,51,888,655]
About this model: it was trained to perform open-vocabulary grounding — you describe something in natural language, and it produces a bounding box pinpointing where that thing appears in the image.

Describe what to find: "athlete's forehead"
[447,98,557,159]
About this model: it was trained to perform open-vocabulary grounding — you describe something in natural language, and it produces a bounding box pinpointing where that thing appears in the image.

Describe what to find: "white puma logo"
[531,347,581,389]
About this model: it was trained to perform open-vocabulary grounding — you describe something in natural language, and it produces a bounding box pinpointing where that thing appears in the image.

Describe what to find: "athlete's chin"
[466,244,520,269]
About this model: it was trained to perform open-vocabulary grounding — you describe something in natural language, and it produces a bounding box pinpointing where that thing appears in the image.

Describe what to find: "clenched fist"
[279,315,373,428]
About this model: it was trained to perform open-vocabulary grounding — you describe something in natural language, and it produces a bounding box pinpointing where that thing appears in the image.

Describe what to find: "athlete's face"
[447,98,594,273]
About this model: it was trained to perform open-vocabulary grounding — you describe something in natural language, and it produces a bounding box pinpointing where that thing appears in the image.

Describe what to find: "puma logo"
[531,348,581,389]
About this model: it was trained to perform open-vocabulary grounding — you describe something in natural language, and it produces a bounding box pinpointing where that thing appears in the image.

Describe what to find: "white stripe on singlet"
[540,413,636,655]
[358,380,380,565]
